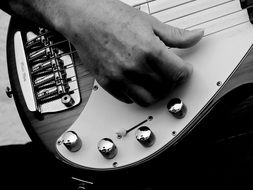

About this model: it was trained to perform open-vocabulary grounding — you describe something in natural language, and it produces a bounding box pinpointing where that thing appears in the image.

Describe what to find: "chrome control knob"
[97,138,117,159]
[135,126,155,147]
[61,94,75,107]
[167,98,187,119]
[61,131,82,152]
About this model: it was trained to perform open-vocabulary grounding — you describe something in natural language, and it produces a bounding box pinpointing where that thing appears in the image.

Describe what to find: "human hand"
[4,0,204,106]
[55,0,204,106]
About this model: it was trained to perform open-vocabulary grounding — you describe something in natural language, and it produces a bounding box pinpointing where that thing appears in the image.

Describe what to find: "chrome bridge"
[14,27,81,114]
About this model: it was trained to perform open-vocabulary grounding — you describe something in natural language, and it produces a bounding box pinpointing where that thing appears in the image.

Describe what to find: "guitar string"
[26,0,239,52]
[60,18,250,64]
[25,30,52,46]
[63,18,250,93]
[27,39,69,53]
[68,10,251,67]
[132,0,198,9]
[149,0,197,15]
[64,19,250,71]
[183,9,242,30]
[132,0,156,8]
[135,0,234,15]
[32,16,252,94]
[162,0,235,23]
[27,0,243,55]
[25,0,234,48]
[31,1,252,98]
[27,4,252,69]
[64,15,250,67]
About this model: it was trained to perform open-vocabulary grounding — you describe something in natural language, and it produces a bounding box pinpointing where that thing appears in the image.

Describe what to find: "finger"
[98,79,133,104]
[151,19,204,48]
[148,43,193,86]
[124,70,168,101]
[125,84,156,107]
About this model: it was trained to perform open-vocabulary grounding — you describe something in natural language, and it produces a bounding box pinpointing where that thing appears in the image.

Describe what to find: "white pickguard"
[56,0,253,170]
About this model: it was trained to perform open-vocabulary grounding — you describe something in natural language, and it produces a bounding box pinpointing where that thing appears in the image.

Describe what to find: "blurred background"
[0,10,31,145]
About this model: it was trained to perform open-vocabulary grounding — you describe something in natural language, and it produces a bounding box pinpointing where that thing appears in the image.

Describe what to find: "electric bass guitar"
[6,0,253,189]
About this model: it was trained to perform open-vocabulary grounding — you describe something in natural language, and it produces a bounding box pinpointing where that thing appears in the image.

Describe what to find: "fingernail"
[192,28,205,36]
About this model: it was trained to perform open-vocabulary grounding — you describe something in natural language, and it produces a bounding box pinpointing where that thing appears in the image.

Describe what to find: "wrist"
[7,0,71,33]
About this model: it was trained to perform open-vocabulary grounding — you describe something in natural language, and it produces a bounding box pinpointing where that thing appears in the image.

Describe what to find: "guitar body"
[6,0,253,189]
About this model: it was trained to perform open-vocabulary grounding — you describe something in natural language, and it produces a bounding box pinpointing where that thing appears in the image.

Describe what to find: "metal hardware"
[15,27,81,114]
[216,81,223,86]
[61,131,82,152]
[61,94,75,107]
[172,131,177,136]
[135,126,155,147]
[97,138,118,159]
[167,98,187,119]
[5,86,13,98]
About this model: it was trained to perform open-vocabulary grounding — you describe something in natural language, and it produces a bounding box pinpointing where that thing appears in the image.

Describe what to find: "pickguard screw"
[148,116,153,121]
[117,135,122,139]
[172,131,177,136]
[5,86,13,98]
[113,162,118,167]
[93,85,98,91]
[57,140,62,145]
[216,81,222,86]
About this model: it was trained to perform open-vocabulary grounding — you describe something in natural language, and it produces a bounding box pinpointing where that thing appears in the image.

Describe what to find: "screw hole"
[172,131,177,136]
[216,81,222,86]
[93,85,98,91]
[117,135,122,139]
[113,162,118,167]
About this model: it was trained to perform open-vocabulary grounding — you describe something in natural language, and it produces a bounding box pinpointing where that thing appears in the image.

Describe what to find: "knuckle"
[111,71,124,82]
[97,71,123,88]
[106,65,125,82]
[138,93,156,107]
[121,60,140,76]
[145,40,165,61]
[137,98,153,107]
[96,77,110,90]
[172,68,189,84]
[141,36,160,54]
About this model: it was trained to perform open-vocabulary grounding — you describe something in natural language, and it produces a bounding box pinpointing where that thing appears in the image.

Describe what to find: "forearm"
[0,0,71,32]
[0,0,112,43]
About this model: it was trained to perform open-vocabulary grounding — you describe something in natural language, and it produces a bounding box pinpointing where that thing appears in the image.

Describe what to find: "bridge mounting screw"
[93,85,98,91]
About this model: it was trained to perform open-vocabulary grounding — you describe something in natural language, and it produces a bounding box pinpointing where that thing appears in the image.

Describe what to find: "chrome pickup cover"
[14,27,81,114]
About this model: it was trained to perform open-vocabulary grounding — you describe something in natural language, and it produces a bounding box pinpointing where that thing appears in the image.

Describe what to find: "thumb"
[152,20,204,48]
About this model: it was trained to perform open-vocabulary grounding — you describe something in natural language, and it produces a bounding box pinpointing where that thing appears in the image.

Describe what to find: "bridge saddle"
[14,27,81,114]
